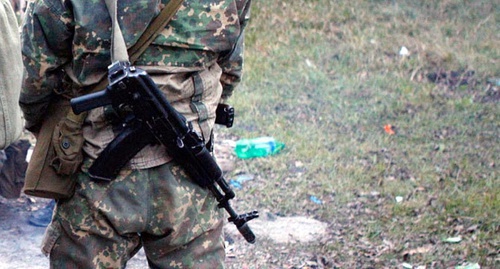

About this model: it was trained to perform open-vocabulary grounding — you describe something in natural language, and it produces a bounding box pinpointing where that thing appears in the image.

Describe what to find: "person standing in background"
[0,0,24,148]
[0,0,28,199]
[1,0,53,227]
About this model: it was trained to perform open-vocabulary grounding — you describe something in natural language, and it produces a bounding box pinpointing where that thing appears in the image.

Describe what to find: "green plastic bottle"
[234,137,285,159]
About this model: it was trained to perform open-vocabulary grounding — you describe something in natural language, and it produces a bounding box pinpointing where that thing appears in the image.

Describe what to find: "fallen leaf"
[402,245,433,256]
[466,225,479,233]
[384,124,396,135]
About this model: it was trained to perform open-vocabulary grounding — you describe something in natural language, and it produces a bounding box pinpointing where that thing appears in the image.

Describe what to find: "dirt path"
[0,196,150,269]
[0,197,48,268]
[0,137,331,268]
[0,195,328,268]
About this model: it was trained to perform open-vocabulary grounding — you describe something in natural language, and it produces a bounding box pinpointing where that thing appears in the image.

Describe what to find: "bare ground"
[0,134,330,268]
[0,194,327,269]
[0,194,156,268]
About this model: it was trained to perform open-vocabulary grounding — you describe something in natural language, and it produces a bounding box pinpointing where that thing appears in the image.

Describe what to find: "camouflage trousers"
[41,160,225,269]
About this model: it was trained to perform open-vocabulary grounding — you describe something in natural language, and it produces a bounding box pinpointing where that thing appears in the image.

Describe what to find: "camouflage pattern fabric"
[20,1,252,266]
[20,0,252,132]
[20,0,252,169]
[42,160,225,268]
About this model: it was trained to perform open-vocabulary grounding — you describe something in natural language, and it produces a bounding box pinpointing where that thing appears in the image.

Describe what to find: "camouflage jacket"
[20,0,251,168]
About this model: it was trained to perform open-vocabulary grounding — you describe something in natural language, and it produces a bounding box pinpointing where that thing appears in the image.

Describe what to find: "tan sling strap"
[91,0,185,93]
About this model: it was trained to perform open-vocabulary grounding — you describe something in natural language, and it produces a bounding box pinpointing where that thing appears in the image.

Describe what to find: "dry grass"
[219,1,499,268]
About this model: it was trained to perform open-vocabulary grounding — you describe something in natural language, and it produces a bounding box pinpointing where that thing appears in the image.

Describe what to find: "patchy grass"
[219,1,498,268]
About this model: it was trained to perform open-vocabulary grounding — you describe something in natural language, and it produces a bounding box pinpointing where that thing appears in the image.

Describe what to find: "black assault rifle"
[70,61,258,243]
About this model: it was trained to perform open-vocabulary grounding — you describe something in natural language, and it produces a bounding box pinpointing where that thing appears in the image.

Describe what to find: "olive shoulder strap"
[128,0,184,63]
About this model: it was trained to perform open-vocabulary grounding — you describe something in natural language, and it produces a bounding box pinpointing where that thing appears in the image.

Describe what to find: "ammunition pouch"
[23,99,79,199]
[50,109,86,175]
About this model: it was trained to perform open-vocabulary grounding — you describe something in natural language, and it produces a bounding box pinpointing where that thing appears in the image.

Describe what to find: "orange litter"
[384,124,395,135]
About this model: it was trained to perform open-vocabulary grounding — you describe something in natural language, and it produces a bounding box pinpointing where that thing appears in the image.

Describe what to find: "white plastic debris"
[444,236,462,243]
[402,263,413,269]
[399,46,410,56]
[455,263,480,269]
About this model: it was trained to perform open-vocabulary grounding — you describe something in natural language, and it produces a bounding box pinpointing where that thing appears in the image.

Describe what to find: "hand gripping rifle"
[71,61,258,243]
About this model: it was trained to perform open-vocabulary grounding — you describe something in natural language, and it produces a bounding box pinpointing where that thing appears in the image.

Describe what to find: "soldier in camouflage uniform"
[19,0,252,268]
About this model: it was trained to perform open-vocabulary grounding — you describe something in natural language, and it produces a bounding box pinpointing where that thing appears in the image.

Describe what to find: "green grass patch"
[222,0,499,267]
